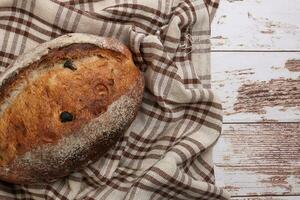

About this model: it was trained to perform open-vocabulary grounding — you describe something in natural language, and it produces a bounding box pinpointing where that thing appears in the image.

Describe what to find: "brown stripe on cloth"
[61,6,74,30]
[45,184,69,200]
[204,0,219,8]
[140,107,222,132]
[82,11,161,35]
[192,30,211,35]
[183,78,201,84]
[145,169,191,199]
[182,153,215,182]
[164,34,181,43]
[51,0,87,15]
[142,100,223,122]
[173,1,196,31]
[0,51,17,60]
[67,0,109,6]
[0,0,228,199]
[0,16,55,39]
[70,8,82,32]
[187,1,205,92]
[0,0,17,68]
[143,61,181,80]
[18,1,36,55]
[143,92,223,110]
[184,159,215,184]
[0,7,69,36]
[85,167,133,192]
[83,166,159,192]
[50,3,65,38]
[82,170,104,189]
[122,151,161,160]
[8,0,26,57]
[113,114,156,161]
[114,129,177,169]
[0,61,10,68]
[88,1,94,13]
[103,6,165,28]
[149,167,225,200]
[149,169,192,199]
[104,3,169,18]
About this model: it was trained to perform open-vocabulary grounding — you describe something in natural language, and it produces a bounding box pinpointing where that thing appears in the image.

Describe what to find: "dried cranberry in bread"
[0,33,144,184]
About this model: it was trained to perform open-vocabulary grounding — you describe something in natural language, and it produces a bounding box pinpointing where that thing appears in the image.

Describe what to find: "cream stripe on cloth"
[0,0,230,199]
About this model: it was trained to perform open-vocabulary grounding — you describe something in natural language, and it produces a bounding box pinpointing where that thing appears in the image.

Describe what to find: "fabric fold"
[0,0,229,199]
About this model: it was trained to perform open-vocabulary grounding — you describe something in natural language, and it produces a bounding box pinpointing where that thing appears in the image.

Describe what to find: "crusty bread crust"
[0,33,131,88]
[0,34,144,184]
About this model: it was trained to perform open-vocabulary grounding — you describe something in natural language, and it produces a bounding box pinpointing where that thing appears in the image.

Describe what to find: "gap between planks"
[214,123,300,196]
[231,195,300,200]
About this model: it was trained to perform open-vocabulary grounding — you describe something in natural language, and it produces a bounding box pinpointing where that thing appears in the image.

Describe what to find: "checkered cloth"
[0,0,230,199]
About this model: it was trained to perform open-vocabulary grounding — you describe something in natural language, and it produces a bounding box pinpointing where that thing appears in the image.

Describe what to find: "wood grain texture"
[211,0,300,51]
[210,0,300,198]
[211,52,300,123]
[232,196,300,200]
[213,123,300,196]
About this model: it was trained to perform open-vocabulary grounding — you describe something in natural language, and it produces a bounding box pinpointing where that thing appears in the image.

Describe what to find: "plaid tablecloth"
[0,0,230,199]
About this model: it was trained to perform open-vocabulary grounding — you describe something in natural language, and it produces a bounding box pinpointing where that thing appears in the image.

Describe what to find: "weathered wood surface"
[213,123,300,196]
[231,196,300,200]
[210,0,300,198]
[215,166,300,196]
[211,0,300,51]
[211,52,300,123]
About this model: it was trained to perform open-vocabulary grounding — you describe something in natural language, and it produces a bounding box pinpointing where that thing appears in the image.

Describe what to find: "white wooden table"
[211,1,300,199]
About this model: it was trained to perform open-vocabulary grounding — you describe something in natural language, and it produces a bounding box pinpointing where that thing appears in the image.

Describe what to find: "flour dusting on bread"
[0,34,144,184]
[0,33,130,87]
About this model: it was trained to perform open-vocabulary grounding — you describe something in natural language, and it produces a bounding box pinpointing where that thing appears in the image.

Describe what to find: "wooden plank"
[213,123,300,196]
[214,123,300,166]
[211,52,300,123]
[232,196,300,200]
[215,166,300,196]
[211,0,300,51]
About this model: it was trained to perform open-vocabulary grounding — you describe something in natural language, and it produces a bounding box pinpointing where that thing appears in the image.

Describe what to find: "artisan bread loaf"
[0,33,144,184]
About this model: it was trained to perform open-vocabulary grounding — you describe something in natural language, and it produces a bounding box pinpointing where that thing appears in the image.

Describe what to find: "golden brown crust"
[0,44,126,108]
[0,74,144,184]
[0,36,144,184]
